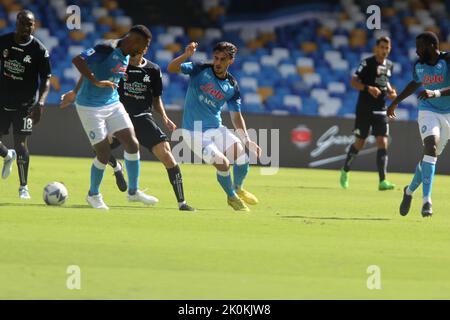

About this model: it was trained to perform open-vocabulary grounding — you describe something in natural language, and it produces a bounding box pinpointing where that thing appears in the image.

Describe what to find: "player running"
[168,42,262,212]
[72,25,158,210]
[0,10,51,199]
[340,36,397,191]
[61,48,195,211]
[388,31,450,217]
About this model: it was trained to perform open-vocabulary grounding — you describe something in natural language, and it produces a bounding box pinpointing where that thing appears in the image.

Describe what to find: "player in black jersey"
[61,48,195,211]
[0,10,51,199]
[340,36,397,191]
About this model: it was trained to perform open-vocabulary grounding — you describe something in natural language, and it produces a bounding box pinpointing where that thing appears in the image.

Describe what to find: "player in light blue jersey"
[168,42,262,212]
[72,25,158,210]
[388,32,450,217]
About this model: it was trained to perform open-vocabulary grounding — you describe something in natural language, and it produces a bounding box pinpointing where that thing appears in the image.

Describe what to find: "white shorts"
[418,110,450,155]
[182,126,242,164]
[76,101,133,146]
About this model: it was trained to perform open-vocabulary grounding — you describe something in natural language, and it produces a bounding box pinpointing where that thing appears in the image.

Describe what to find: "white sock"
[423,196,432,204]
[405,186,414,196]
[5,150,13,160]
[113,161,122,173]
[178,201,186,208]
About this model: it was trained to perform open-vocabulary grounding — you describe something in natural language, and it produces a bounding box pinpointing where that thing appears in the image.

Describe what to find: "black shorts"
[354,110,389,139]
[0,107,33,136]
[131,113,168,150]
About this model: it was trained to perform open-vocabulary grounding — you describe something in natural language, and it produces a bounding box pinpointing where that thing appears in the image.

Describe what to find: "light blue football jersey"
[413,52,450,113]
[76,40,129,108]
[180,62,242,131]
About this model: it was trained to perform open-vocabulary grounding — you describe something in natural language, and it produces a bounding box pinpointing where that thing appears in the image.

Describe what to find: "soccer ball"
[43,182,68,206]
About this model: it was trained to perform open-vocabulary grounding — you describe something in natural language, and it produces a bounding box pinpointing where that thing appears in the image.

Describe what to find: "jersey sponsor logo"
[199,94,217,107]
[111,63,127,74]
[23,55,32,63]
[4,60,25,74]
[143,75,151,83]
[422,74,444,86]
[200,83,225,100]
[124,81,147,96]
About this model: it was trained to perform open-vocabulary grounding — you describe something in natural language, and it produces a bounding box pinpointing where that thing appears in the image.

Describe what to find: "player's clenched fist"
[185,42,198,57]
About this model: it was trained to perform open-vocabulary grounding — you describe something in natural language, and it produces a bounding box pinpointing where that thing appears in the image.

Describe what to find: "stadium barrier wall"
[3,106,448,174]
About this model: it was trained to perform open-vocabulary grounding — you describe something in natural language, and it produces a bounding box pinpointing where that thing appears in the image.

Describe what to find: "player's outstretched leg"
[233,153,258,205]
[421,155,436,217]
[0,141,16,180]
[152,141,195,211]
[14,135,30,199]
[400,162,422,216]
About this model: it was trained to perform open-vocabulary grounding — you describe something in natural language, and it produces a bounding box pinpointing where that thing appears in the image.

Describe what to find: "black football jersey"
[354,55,393,111]
[118,58,163,116]
[0,32,51,110]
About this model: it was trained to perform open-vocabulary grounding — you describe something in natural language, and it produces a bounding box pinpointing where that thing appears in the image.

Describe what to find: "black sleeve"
[354,59,369,81]
[38,45,52,80]
[150,65,163,97]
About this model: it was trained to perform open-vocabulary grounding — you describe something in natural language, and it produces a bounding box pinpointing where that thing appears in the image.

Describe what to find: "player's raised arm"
[72,54,116,89]
[167,42,198,73]
[387,81,422,118]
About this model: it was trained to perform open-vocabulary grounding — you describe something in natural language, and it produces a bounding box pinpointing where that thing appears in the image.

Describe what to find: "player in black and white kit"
[340,36,397,191]
[61,48,195,211]
[0,10,51,199]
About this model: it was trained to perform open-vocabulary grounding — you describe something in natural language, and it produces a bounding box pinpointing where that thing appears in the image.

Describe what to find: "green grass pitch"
[1,155,450,299]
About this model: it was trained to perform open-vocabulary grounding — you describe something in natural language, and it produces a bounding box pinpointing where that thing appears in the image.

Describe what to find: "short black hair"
[376,36,391,45]
[416,31,439,47]
[213,42,238,59]
[17,9,34,20]
[129,25,152,41]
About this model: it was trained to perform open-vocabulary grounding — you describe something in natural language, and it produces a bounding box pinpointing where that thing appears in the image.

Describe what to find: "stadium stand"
[0,0,449,121]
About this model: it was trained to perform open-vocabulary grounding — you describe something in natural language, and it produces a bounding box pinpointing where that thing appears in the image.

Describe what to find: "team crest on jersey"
[143,75,151,83]
[421,125,427,134]
[89,131,96,140]
[3,49,8,58]
[23,55,32,63]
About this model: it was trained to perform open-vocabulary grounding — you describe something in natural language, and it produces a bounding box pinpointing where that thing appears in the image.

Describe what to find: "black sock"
[0,142,8,158]
[377,149,388,182]
[167,165,185,204]
[343,145,359,172]
[16,148,29,187]
[108,155,118,169]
